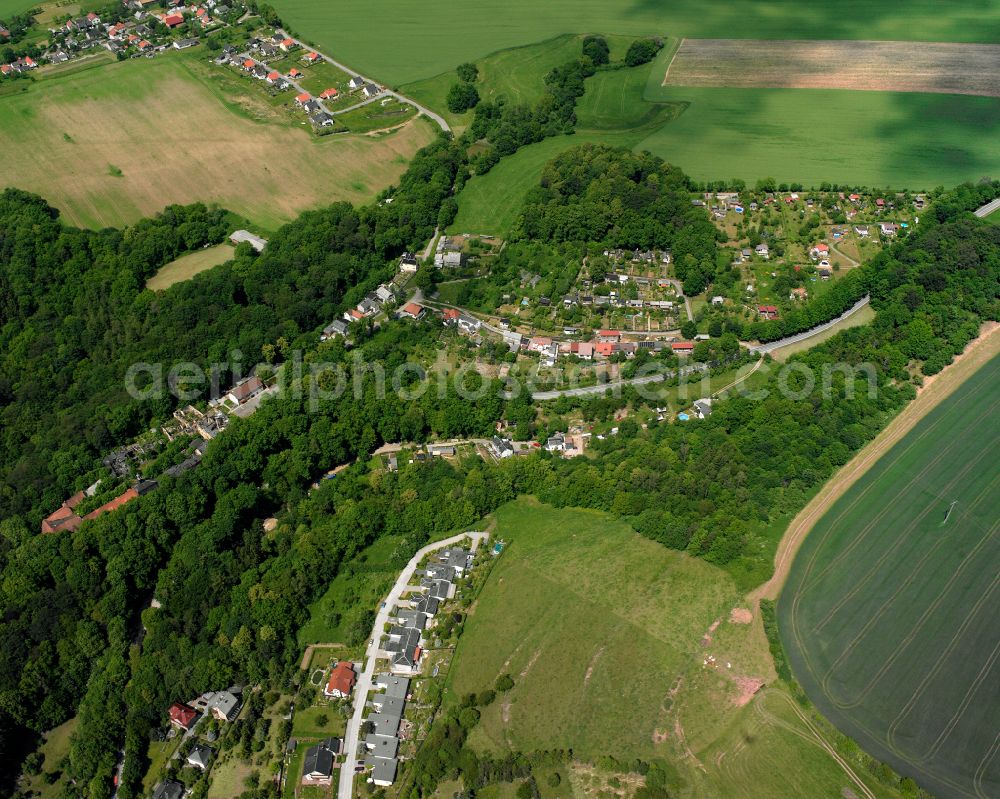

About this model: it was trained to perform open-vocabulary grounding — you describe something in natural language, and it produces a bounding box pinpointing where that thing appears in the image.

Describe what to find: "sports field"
[664,39,1000,97]
[265,0,1000,85]
[779,353,1000,799]
[446,499,901,799]
[0,51,435,230]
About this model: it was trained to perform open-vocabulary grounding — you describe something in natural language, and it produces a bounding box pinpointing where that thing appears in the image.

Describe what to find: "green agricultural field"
[146,243,235,291]
[0,49,435,229]
[446,498,901,798]
[779,353,1000,799]
[267,0,1000,85]
[637,85,1000,189]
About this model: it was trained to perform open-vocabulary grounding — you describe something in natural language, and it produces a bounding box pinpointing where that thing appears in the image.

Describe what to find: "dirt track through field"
[664,39,1000,98]
[749,321,1000,604]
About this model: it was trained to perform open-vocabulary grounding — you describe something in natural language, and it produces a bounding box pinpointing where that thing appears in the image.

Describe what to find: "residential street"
[337,531,488,799]
[276,30,451,132]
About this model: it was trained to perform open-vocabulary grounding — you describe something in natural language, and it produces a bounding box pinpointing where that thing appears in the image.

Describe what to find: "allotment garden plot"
[664,39,1000,97]
[779,353,1000,799]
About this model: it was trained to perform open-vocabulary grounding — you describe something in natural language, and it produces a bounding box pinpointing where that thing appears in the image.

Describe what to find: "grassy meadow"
[446,498,901,798]
[268,0,1000,85]
[146,243,235,291]
[779,353,1000,799]
[0,50,435,230]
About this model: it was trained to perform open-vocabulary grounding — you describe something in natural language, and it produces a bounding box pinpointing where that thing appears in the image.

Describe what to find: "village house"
[302,738,340,786]
[597,329,621,343]
[152,781,185,799]
[692,398,713,419]
[399,302,425,321]
[880,222,899,236]
[279,37,296,51]
[755,243,770,259]
[758,305,779,320]
[671,341,695,354]
[168,702,197,730]
[319,87,338,100]
[854,225,870,237]
[321,319,349,340]
[324,661,356,699]
[223,375,264,406]
[186,744,213,771]
[809,243,830,259]
[311,110,335,126]
[399,252,419,273]
[361,82,380,98]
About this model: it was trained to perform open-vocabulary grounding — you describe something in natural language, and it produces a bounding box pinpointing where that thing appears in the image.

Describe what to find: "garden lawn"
[779,352,1000,799]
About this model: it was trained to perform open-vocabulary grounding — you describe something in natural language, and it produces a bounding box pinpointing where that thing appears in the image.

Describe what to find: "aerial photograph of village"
[0,1,998,799]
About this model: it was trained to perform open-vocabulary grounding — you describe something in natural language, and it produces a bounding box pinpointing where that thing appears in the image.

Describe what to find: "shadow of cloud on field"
[871,92,1000,183]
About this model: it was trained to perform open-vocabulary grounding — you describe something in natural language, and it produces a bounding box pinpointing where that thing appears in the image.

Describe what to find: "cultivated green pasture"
[267,0,1000,86]
[447,498,901,798]
[779,353,1000,799]
[637,86,1000,189]
[146,243,234,291]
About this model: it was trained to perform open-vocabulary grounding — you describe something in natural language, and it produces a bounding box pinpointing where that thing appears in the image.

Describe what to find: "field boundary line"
[750,322,1000,604]
[662,38,684,83]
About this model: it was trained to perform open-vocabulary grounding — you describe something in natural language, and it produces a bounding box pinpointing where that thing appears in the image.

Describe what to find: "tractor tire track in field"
[749,321,1000,605]
[813,431,998,633]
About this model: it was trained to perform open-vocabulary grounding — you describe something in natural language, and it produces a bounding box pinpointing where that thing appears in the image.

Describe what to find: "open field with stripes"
[663,39,1000,97]
[779,353,1000,799]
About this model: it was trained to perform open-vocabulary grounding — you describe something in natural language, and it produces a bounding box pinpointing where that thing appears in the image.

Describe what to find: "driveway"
[337,531,488,799]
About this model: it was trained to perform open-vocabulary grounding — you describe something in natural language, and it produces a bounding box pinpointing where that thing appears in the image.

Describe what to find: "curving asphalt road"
[277,30,451,133]
[750,295,871,355]
[338,531,488,799]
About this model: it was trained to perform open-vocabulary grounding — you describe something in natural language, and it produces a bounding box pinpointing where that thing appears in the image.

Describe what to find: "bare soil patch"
[665,39,1000,98]
[750,322,1000,604]
[732,676,766,707]
[729,607,753,625]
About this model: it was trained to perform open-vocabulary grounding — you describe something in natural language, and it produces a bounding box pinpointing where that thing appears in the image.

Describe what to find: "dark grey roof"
[152,781,185,799]
[303,742,334,777]
[373,674,410,699]
[365,733,399,758]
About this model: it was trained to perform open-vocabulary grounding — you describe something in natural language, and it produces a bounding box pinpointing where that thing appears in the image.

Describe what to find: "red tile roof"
[168,702,197,729]
[296,92,310,102]
[319,87,338,99]
[442,308,461,320]
[83,488,139,521]
[598,329,620,338]
[267,70,280,80]
[163,13,183,25]
[595,342,616,357]
[671,341,694,351]
[325,661,356,695]
[401,302,424,317]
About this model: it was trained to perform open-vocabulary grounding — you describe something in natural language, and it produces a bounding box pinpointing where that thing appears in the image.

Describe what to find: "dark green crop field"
[779,353,1000,799]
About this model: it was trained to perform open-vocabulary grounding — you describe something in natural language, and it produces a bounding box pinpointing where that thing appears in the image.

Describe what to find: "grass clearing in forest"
[779,352,1000,799]
[145,244,235,291]
[0,51,435,230]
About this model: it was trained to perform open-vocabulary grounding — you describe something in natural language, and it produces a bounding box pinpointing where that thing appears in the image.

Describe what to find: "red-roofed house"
[809,243,830,259]
[195,7,206,16]
[303,51,319,63]
[288,68,301,78]
[319,87,338,100]
[400,302,425,320]
[594,341,617,358]
[83,488,139,521]
[242,58,255,70]
[1,64,12,76]
[528,336,552,352]
[137,39,152,50]
[875,198,885,208]
[279,37,296,51]
[40,491,85,534]
[168,702,197,730]
[295,92,311,106]
[266,70,281,84]
[163,13,183,27]
[323,662,356,698]
[597,329,620,343]
[671,341,694,353]
[442,308,461,324]
[758,305,778,319]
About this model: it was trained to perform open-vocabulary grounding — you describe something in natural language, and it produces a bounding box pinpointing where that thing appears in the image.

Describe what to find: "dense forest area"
[0,135,461,526]
[0,131,998,799]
